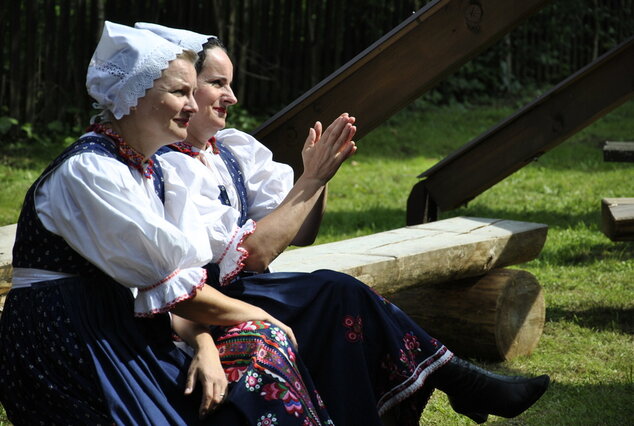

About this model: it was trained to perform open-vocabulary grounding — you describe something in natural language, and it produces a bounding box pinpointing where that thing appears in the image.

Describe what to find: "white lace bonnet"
[86,21,186,120]
[134,22,216,53]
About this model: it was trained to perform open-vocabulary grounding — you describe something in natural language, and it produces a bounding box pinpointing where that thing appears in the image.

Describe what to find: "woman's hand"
[171,315,229,418]
[185,335,228,419]
[301,113,357,184]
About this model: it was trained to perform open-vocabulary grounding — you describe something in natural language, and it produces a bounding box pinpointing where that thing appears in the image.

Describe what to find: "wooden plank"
[415,36,634,213]
[601,198,634,241]
[270,216,547,295]
[252,0,551,174]
[603,141,634,162]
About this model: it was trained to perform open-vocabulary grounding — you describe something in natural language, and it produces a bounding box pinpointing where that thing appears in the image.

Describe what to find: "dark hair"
[196,37,227,74]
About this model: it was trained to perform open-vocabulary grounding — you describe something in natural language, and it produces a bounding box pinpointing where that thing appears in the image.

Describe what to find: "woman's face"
[132,57,199,146]
[189,47,237,140]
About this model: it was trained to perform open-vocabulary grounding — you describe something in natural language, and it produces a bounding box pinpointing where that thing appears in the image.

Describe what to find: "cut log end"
[495,269,545,360]
[386,268,545,362]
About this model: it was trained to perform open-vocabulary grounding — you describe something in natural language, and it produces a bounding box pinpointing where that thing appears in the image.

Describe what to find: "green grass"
[1,99,633,425]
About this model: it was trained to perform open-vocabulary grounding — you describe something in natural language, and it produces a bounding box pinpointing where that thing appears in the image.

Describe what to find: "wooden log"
[601,198,634,241]
[603,141,634,162]
[387,269,545,361]
[271,216,547,296]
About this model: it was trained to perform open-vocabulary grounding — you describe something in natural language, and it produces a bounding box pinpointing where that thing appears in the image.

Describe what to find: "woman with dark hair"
[139,23,550,426]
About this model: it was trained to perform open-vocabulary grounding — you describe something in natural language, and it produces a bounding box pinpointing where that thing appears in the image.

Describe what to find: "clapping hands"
[301,113,357,184]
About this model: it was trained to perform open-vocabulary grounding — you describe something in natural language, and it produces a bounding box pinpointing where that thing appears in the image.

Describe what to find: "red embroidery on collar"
[170,137,219,157]
[87,123,154,179]
[208,136,220,155]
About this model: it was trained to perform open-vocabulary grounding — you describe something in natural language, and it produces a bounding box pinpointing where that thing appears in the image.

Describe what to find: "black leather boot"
[429,356,550,424]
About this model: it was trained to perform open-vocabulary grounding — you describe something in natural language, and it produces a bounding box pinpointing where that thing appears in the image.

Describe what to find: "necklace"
[87,123,154,179]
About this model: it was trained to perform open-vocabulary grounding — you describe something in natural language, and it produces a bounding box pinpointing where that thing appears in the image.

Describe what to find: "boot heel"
[448,397,488,423]
[464,412,488,424]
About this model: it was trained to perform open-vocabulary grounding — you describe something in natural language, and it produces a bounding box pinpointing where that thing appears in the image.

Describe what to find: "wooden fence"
[0,0,632,130]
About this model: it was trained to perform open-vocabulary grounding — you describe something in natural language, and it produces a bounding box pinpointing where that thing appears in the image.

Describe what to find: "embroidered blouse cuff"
[134,267,207,317]
[218,219,256,286]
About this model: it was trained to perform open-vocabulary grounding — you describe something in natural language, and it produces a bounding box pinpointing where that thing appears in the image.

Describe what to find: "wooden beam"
[415,36,634,213]
[603,141,634,162]
[601,198,634,241]
[252,0,551,174]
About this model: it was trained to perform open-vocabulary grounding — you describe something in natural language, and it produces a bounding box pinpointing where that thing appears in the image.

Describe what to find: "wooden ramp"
[252,0,551,174]
[408,36,634,223]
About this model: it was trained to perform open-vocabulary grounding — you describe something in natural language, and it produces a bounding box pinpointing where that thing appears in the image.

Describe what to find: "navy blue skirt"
[0,277,332,426]
[213,269,453,426]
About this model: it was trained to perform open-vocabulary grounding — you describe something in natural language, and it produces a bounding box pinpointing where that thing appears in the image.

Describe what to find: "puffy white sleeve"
[216,128,294,221]
[158,151,256,285]
[35,152,212,316]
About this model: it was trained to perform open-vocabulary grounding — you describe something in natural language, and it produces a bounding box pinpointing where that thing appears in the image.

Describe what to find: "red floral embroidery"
[261,382,304,417]
[225,365,247,382]
[342,315,364,343]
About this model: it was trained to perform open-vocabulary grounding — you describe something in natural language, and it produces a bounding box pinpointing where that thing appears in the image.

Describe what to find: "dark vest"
[12,135,165,276]
[157,140,249,226]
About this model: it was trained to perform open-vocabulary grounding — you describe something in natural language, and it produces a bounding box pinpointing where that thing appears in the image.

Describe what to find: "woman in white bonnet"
[0,21,333,426]
[139,22,551,426]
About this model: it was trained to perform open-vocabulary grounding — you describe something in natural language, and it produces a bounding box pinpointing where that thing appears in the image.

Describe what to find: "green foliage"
[0,117,18,135]
[226,105,265,134]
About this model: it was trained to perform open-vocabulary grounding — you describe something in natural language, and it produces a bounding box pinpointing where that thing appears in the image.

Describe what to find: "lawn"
[1,98,633,425]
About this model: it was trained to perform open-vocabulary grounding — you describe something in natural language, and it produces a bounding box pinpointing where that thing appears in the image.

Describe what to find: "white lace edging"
[94,43,184,119]
[218,219,256,286]
[134,267,207,317]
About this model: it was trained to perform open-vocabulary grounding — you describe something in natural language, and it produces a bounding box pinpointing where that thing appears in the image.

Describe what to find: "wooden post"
[387,269,545,361]
[601,198,634,241]
[603,141,634,162]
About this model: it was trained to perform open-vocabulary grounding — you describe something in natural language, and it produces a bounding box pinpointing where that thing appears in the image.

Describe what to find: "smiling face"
[125,57,199,154]
[186,47,237,147]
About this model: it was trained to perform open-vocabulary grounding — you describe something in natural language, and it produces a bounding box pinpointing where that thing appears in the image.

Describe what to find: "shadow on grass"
[547,306,634,335]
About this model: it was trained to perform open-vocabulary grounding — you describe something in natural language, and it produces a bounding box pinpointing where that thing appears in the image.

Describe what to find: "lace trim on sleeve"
[138,269,181,292]
[218,219,256,286]
[134,268,207,317]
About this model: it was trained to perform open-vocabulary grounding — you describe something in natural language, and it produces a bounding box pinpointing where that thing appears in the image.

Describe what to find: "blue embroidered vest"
[12,136,165,276]
[158,140,249,226]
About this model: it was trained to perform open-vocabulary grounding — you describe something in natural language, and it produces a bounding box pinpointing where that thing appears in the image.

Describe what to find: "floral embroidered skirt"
[0,277,333,426]
[214,269,454,426]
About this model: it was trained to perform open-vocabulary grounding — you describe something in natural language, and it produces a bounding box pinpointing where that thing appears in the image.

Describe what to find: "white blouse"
[160,128,293,284]
[13,133,213,317]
